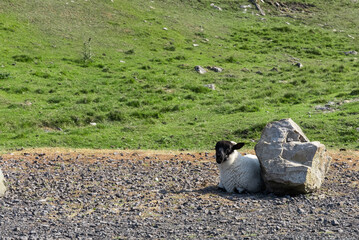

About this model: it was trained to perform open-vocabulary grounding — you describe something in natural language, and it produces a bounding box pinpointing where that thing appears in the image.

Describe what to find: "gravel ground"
[0,149,358,239]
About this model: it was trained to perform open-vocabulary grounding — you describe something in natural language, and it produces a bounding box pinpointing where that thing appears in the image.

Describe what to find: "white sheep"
[215,140,263,193]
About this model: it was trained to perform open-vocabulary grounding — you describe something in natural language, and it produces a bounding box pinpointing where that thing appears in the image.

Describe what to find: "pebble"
[344,50,358,55]
[331,219,340,226]
[297,208,306,214]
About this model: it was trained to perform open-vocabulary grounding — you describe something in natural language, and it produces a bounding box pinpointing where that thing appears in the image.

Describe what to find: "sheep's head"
[215,141,245,164]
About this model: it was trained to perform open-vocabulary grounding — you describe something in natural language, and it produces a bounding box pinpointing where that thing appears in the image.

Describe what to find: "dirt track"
[0,148,358,239]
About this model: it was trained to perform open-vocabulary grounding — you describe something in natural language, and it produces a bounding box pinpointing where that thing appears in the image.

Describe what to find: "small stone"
[210,3,222,11]
[240,4,252,9]
[24,100,32,106]
[294,62,303,68]
[344,50,358,55]
[194,66,207,74]
[331,219,340,226]
[204,84,216,90]
[207,66,223,72]
[297,208,305,214]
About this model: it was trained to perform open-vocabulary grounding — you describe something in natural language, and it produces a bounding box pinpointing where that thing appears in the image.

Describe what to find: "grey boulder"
[255,118,331,194]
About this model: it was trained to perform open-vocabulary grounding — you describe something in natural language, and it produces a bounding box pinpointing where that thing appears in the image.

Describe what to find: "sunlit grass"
[0,0,358,150]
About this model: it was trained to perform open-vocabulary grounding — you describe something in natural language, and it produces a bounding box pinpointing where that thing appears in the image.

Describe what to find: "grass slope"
[0,0,358,150]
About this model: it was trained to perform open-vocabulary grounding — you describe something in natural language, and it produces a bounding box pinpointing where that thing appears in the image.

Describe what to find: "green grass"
[0,0,358,150]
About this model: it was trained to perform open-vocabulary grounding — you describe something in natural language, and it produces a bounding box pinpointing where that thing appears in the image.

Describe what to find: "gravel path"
[0,149,358,239]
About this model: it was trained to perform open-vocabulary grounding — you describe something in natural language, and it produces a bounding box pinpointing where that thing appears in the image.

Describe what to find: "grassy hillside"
[0,0,358,150]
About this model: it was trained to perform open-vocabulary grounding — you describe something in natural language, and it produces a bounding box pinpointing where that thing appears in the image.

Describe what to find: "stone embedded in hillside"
[210,3,222,11]
[203,84,216,90]
[0,169,6,197]
[344,50,358,55]
[207,66,223,72]
[255,118,332,195]
[194,65,207,74]
[294,62,303,68]
[240,4,252,9]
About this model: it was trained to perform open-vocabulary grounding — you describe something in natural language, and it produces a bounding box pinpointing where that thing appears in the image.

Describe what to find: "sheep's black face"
[215,141,245,164]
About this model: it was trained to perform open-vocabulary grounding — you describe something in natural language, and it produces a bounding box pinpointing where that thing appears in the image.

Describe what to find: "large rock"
[255,118,331,194]
[0,169,6,197]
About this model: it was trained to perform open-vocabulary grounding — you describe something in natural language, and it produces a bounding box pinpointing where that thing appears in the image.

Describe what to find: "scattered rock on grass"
[194,66,207,74]
[203,84,216,90]
[294,62,303,68]
[240,5,252,9]
[315,98,359,113]
[210,3,222,11]
[344,50,358,55]
[207,66,223,72]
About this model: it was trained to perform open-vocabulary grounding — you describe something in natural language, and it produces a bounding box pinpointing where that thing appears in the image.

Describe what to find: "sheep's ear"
[233,142,245,150]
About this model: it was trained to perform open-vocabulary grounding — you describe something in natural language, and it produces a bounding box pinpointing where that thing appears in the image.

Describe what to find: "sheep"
[215,140,263,193]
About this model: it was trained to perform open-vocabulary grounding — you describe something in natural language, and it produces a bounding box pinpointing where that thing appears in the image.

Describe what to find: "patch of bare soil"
[0,148,358,239]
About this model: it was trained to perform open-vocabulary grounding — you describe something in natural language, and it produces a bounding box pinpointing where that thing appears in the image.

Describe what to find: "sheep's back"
[232,155,262,192]
[238,154,262,192]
